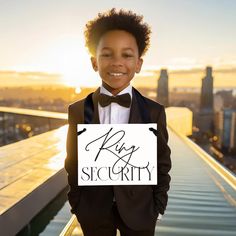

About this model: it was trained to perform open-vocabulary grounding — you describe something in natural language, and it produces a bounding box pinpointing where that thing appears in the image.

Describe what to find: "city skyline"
[1,68,236,90]
[1,0,236,87]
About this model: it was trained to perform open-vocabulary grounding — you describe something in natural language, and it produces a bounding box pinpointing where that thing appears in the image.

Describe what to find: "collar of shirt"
[99,84,133,98]
[98,85,132,124]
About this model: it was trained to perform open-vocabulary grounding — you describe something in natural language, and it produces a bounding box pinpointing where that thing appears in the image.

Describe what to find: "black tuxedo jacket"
[64,87,171,231]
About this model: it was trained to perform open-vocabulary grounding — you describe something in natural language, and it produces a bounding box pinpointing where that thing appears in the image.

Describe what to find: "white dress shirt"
[98,84,162,221]
[98,85,132,124]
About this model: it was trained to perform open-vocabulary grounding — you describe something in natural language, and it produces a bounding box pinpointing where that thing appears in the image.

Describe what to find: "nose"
[111,55,123,67]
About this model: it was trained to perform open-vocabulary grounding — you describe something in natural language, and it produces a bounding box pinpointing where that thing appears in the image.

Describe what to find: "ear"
[135,58,143,73]
[90,57,98,72]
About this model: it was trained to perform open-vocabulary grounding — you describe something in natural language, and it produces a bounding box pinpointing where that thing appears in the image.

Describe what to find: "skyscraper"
[157,69,169,107]
[214,109,236,153]
[197,67,214,134]
[230,111,236,153]
[200,67,214,112]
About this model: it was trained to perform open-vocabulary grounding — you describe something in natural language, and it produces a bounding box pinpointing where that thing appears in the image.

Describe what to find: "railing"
[0,106,67,146]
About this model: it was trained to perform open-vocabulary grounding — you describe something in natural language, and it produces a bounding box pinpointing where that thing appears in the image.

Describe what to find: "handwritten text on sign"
[77,124,157,186]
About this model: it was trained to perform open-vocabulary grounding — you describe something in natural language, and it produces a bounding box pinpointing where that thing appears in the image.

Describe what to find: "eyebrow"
[101,47,134,51]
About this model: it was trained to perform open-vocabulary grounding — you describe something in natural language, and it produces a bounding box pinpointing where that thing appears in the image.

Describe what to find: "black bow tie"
[98,93,131,108]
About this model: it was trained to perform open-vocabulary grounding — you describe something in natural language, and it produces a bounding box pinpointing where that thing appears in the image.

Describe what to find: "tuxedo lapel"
[84,88,100,124]
[129,88,151,124]
[91,88,100,124]
[129,88,143,123]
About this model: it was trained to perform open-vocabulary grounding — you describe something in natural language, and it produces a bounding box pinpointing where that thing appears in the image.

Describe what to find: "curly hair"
[84,8,151,57]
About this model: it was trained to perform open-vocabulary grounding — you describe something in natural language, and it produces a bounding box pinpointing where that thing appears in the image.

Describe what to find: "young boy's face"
[91,30,143,95]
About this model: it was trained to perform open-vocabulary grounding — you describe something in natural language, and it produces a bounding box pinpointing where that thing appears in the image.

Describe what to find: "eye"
[101,53,111,57]
[123,53,133,58]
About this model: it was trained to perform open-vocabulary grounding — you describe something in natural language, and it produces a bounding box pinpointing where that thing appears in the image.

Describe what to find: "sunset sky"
[1,0,236,87]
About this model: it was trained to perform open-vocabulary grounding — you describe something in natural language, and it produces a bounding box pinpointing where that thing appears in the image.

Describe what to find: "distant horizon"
[1,64,236,75]
[0,65,236,90]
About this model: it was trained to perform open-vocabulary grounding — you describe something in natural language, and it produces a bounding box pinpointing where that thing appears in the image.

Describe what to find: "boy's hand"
[157,213,163,221]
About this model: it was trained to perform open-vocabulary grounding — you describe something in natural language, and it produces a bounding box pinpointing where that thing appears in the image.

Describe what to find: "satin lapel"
[129,88,147,124]
[83,88,100,124]
[91,88,100,124]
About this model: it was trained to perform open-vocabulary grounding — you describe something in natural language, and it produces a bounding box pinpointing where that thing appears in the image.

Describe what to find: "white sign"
[77,124,157,186]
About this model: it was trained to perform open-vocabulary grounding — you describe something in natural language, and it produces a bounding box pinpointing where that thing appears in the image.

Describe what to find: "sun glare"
[45,37,99,88]
[75,87,81,94]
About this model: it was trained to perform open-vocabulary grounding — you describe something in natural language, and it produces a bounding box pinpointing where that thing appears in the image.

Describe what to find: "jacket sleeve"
[152,105,171,215]
[64,105,82,214]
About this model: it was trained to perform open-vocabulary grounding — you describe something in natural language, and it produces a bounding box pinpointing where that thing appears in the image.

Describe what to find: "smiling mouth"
[108,72,126,77]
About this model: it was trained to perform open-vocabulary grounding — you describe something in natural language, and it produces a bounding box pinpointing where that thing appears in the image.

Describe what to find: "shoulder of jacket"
[133,87,163,108]
[135,90,164,111]
[68,98,85,111]
[68,90,96,111]
[145,97,164,110]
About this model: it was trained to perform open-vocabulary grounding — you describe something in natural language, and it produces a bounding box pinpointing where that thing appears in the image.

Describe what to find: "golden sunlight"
[45,37,99,87]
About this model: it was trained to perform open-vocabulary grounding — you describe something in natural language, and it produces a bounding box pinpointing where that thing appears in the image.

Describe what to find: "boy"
[65,8,171,236]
